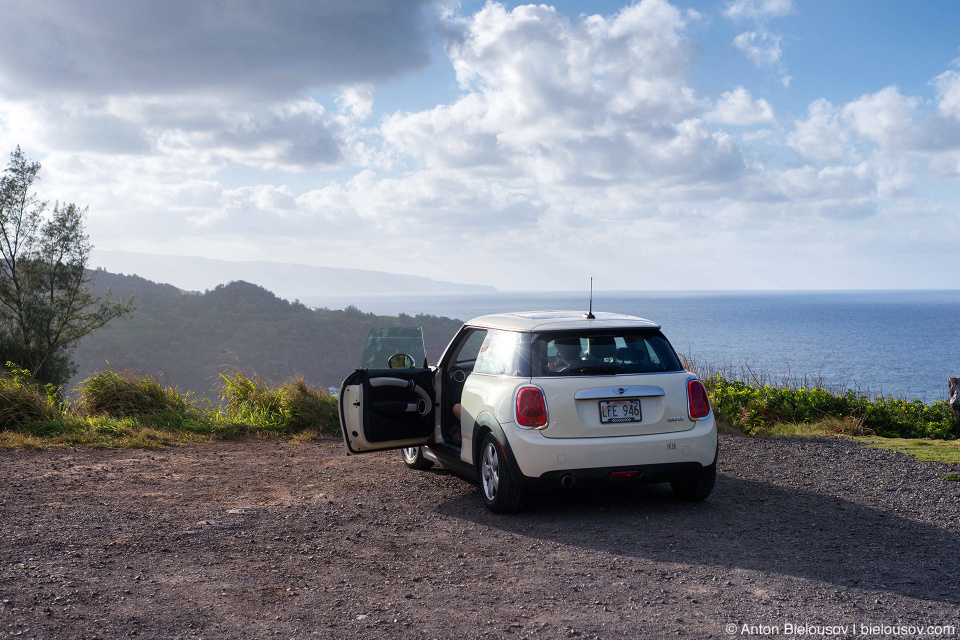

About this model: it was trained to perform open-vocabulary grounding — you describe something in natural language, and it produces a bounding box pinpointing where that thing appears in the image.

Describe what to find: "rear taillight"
[515,386,548,428]
[687,378,711,420]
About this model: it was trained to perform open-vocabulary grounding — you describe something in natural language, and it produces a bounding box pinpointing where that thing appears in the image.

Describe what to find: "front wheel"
[478,434,522,513]
[401,447,433,470]
[670,462,716,502]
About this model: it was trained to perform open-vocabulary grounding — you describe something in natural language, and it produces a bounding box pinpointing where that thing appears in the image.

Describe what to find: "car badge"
[615,388,626,395]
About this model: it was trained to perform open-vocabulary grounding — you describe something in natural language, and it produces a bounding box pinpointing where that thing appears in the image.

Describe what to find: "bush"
[218,369,339,436]
[706,375,959,440]
[77,369,192,418]
[280,377,339,435]
[0,363,63,431]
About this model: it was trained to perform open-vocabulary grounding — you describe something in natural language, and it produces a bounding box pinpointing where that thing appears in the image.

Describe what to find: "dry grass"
[1,365,339,449]
[680,353,848,395]
[218,369,339,436]
[0,375,61,431]
[76,369,192,418]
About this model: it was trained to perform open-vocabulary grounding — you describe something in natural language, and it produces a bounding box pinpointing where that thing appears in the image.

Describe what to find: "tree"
[0,147,132,386]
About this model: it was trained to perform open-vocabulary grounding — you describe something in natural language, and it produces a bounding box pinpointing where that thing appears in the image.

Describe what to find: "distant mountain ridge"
[74,270,465,396]
[93,250,496,305]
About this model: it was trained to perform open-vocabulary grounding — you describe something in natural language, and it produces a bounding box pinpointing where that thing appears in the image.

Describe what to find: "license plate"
[599,399,642,423]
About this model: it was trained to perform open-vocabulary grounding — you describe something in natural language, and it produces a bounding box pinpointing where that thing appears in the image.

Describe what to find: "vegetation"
[705,377,958,440]
[853,437,960,466]
[0,147,132,386]
[0,362,339,449]
[218,369,338,435]
[681,355,959,441]
[72,271,463,397]
[5,322,958,470]
[0,362,64,431]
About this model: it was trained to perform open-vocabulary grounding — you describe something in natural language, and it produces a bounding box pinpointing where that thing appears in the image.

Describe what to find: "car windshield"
[530,329,682,377]
[359,327,427,369]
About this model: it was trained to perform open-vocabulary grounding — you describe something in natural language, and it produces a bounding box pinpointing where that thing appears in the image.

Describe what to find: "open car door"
[340,327,436,454]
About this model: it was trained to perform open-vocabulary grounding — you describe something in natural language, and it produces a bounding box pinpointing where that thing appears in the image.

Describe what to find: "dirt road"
[1,435,958,639]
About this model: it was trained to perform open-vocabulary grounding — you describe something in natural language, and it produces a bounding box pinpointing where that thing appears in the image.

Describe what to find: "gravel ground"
[1,434,959,640]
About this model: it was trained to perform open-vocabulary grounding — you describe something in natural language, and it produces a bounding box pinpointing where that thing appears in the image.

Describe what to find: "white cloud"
[707,87,775,125]
[0,94,365,172]
[3,0,959,291]
[842,86,918,149]
[335,85,376,124]
[934,70,960,121]
[382,0,746,190]
[732,30,782,66]
[724,0,793,20]
[787,99,850,162]
[725,0,791,86]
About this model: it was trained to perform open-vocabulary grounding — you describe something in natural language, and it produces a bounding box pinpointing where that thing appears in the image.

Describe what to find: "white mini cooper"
[339,311,717,513]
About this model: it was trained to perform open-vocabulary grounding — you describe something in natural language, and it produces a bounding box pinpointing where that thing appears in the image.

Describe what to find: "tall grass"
[77,370,192,418]
[218,369,339,436]
[0,363,339,448]
[0,363,64,432]
[680,355,959,440]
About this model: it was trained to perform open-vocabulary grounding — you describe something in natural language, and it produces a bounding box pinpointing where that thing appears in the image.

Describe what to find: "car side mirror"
[387,353,416,369]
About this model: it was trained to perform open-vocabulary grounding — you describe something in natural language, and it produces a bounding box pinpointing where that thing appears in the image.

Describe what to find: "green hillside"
[72,270,464,396]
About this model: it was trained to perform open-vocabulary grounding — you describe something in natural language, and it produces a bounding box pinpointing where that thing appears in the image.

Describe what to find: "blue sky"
[1,0,959,291]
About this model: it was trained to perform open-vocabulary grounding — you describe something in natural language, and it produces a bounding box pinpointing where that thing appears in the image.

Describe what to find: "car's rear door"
[531,328,699,438]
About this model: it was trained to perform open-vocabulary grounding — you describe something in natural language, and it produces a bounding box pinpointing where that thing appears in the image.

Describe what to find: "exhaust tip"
[560,474,576,488]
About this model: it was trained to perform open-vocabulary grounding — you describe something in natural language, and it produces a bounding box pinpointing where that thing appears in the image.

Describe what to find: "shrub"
[218,369,285,429]
[705,375,959,440]
[77,369,192,418]
[280,377,339,436]
[0,364,63,431]
[218,369,339,435]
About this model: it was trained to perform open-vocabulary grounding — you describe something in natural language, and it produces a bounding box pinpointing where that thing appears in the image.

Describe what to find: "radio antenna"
[584,277,595,320]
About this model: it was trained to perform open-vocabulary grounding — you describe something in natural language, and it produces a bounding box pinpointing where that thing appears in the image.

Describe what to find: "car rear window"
[530,329,682,377]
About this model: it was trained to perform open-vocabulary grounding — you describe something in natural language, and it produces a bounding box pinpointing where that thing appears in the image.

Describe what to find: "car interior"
[440,328,487,448]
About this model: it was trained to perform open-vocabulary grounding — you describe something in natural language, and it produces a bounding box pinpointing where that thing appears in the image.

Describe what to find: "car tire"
[478,434,522,513]
[401,447,433,470]
[670,462,716,502]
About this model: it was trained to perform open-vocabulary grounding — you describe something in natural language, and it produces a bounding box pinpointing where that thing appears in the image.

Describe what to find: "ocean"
[317,290,960,402]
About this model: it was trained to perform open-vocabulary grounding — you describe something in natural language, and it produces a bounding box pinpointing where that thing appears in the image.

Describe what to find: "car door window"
[450,329,487,373]
[474,330,522,376]
[359,326,426,369]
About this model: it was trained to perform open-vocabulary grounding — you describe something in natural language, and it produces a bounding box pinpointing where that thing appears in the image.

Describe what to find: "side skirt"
[426,443,479,483]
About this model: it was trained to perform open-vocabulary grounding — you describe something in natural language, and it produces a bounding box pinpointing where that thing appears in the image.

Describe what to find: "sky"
[1,0,959,292]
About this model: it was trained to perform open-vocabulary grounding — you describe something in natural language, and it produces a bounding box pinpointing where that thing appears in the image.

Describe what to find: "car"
[338,311,717,513]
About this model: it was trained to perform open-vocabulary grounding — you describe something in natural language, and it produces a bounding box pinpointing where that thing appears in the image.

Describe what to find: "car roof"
[464,310,661,332]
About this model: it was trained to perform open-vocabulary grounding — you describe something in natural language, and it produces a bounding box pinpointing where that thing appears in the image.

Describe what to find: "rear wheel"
[670,462,716,502]
[401,447,433,470]
[478,434,522,513]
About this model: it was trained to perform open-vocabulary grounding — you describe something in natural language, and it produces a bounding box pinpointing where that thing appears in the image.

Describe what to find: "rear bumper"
[521,460,706,491]
[503,415,718,482]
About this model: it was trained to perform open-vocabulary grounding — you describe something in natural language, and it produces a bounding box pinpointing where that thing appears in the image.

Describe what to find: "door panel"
[340,368,436,454]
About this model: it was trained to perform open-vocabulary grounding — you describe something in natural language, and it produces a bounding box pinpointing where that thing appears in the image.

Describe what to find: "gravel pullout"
[1,434,958,639]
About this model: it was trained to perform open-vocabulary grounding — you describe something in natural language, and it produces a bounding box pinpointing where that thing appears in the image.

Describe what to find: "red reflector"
[688,378,710,419]
[516,386,547,428]
[609,470,641,479]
